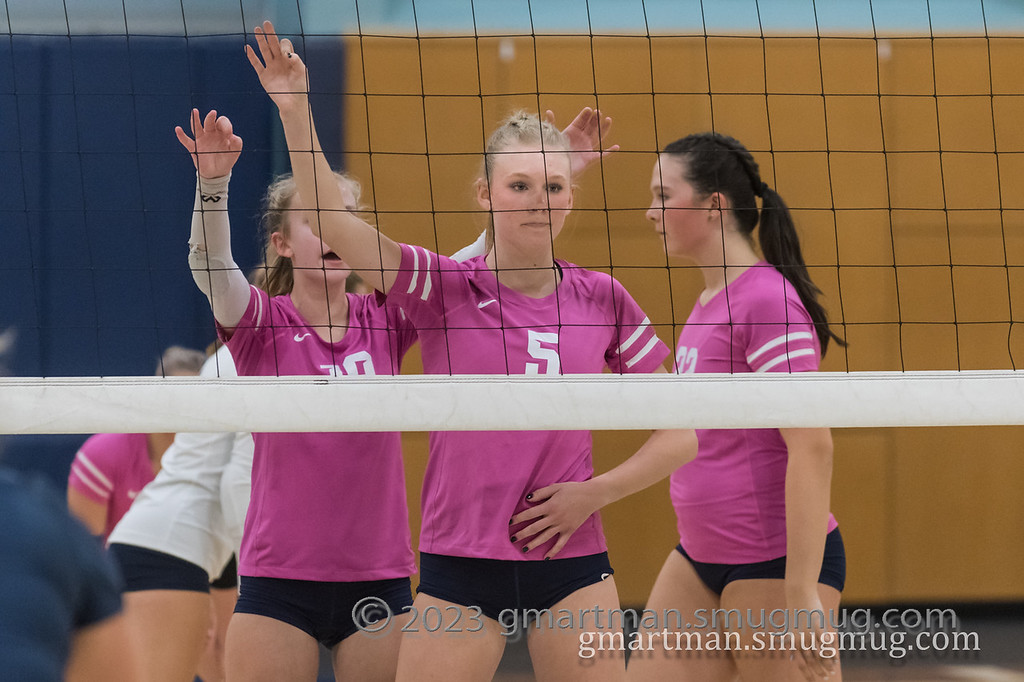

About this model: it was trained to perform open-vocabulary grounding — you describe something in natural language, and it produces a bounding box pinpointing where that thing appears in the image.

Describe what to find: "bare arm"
[510,368,697,559]
[781,425,837,679]
[510,428,695,559]
[246,22,403,294]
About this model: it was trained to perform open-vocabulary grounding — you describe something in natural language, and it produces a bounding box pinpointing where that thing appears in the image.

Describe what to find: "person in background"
[108,344,252,682]
[66,345,206,540]
[0,334,141,682]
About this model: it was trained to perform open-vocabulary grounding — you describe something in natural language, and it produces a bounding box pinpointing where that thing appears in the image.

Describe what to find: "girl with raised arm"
[629,133,846,682]
[248,21,696,681]
[174,109,417,682]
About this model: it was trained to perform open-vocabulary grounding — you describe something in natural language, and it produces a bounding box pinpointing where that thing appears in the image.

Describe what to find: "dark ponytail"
[662,133,846,356]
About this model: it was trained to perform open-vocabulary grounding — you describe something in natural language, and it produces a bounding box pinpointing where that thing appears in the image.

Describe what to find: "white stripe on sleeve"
[70,451,114,498]
[746,331,813,364]
[253,285,264,331]
[74,452,113,490]
[754,348,816,373]
[420,248,432,301]
[624,335,660,369]
[70,462,111,499]
[617,317,651,356]
[406,247,421,296]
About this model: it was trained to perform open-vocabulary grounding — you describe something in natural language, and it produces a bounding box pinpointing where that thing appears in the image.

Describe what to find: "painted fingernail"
[509,536,517,543]
[544,557,550,561]
[508,519,513,525]
[525,493,533,500]
[522,546,529,553]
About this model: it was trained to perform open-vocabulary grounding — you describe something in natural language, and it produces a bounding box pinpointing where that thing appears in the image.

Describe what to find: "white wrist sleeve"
[187,173,251,328]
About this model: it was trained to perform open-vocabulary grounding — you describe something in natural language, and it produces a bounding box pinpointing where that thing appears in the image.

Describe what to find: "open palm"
[245,21,309,115]
[547,107,619,175]
[175,108,242,179]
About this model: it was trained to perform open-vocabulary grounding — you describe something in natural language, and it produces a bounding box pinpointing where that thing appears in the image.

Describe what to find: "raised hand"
[245,20,309,115]
[175,108,242,179]
[546,107,619,175]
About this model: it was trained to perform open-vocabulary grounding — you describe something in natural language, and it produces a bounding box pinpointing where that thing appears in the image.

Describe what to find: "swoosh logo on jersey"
[601,572,611,581]
[294,332,312,342]
[478,299,497,309]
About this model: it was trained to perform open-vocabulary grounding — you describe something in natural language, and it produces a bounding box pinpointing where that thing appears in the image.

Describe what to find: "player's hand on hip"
[509,480,600,560]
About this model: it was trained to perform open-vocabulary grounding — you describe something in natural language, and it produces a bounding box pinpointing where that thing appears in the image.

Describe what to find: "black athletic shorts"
[234,575,413,648]
[417,552,614,624]
[108,543,210,593]
[675,527,846,595]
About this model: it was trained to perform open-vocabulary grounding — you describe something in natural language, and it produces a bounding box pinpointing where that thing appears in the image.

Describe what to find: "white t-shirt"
[108,345,253,578]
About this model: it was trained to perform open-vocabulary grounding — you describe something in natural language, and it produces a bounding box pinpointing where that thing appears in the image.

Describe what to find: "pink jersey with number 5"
[388,244,669,560]
[670,263,838,564]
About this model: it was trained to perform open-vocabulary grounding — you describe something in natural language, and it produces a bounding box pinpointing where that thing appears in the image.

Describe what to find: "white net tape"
[4,371,1024,434]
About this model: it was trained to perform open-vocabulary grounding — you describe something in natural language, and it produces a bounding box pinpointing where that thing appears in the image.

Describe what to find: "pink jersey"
[68,432,154,540]
[388,244,669,560]
[670,263,838,564]
[221,286,417,581]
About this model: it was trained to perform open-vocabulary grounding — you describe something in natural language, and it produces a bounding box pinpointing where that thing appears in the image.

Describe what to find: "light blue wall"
[5,0,1024,36]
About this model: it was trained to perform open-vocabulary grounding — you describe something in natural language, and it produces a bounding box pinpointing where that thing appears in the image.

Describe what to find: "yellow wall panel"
[343,33,1024,606]
[824,95,884,151]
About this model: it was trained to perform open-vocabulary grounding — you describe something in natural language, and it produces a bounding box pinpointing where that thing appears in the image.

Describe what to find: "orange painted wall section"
[338,34,1024,605]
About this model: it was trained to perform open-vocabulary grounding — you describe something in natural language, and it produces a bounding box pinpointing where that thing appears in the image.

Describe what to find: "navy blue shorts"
[108,543,210,593]
[417,552,613,624]
[676,527,846,596]
[210,554,238,590]
[234,575,413,649]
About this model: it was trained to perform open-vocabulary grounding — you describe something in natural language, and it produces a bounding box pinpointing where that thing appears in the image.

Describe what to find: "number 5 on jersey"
[525,330,560,375]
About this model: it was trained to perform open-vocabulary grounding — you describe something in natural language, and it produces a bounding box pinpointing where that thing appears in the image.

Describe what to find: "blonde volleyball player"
[169,109,418,682]
[629,133,846,682]
[248,21,696,682]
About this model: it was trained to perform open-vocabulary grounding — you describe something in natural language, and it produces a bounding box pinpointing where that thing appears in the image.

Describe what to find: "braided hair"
[662,133,846,355]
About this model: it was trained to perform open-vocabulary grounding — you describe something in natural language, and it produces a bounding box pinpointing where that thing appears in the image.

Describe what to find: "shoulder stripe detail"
[624,335,660,369]
[406,246,421,296]
[404,246,433,301]
[746,331,813,364]
[253,285,264,330]
[70,463,111,498]
[754,348,816,373]
[420,248,432,301]
[617,317,651,356]
[73,451,114,490]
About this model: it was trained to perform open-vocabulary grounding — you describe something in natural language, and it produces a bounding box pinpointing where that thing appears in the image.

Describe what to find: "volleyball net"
[4,0,1024,435]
